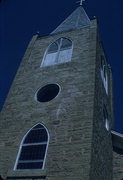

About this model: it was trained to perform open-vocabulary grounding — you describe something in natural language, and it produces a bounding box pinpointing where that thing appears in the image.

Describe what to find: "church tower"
[0,5,114,180]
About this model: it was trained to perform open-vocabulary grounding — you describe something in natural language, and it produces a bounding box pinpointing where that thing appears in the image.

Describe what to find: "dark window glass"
[16,124,49,170]
[36,84,60,102]
[24,129,48,143]
[48,43,58,53]
[17,162,43,169]
[19,144,46,160]
[61,38,72,50]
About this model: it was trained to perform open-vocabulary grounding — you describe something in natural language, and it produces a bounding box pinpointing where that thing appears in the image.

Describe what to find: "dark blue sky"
[0,0,123,132]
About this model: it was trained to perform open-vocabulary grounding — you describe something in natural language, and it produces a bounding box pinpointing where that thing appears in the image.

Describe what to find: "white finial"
[76,0,85,6]
[80,0,85,6]
[76,0,86,6]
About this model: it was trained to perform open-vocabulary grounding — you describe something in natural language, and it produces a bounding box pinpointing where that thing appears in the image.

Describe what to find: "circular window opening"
[105,119,109,131]
[36,84,60,102]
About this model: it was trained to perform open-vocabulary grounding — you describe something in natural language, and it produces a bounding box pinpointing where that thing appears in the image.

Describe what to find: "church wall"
[113,152,123,179]
[90,32,113,179]
[0,20,97,180]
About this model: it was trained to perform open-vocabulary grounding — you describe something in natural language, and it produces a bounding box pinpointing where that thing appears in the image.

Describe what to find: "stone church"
[0,5,123,180]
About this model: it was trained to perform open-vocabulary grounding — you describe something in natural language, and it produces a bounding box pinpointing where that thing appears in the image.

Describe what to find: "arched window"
[103,105,109,131]
[14,123,49,170]
[41,37,73,67]
[100,55,108,94]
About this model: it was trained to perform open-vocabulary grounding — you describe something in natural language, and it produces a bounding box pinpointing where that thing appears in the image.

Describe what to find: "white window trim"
[41,37,73,67]
[100,64,108,95]
[103,105,110,131]
[14,123,50,170]
[105,118,109,131]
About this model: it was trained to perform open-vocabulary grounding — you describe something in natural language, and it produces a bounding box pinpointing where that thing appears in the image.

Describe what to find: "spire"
[51,6,91,35]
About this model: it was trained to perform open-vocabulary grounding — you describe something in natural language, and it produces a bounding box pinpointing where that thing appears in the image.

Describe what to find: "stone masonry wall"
[0,20,97,180]
[113,152,123,180]
[90,32,113,180]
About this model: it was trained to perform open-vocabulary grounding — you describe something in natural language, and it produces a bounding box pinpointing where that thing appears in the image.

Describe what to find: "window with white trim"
[100,55,108,94]
[103,105,109,131]
[41,37,73,67]
[14,123,49,170]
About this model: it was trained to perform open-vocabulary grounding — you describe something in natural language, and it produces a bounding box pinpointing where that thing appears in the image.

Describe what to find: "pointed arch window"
[103,105,109,131]
[41,37,73,67]
[100,55,108,94]
[14,124,49,170]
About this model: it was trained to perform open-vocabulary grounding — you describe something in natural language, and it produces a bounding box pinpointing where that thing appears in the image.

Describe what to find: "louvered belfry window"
[14,124,49,170]
[41,37,73,67]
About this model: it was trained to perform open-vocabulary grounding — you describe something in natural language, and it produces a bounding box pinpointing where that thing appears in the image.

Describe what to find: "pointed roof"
[51,6,91,35]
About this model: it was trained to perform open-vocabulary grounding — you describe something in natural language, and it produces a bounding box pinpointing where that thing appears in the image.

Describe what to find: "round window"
[36,84,60,102]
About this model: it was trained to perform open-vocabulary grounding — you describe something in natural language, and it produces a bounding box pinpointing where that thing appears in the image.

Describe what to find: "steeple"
[51,6,91,35]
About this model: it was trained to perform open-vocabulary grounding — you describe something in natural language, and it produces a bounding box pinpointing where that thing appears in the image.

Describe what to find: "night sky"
[0,0,123,132]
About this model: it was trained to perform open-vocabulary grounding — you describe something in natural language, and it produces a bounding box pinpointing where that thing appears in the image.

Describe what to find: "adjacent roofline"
[111,130,123,155]
[111,130,123,138]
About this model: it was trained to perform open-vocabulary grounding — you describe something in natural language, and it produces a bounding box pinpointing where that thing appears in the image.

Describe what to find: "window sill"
[7,169,47,179]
